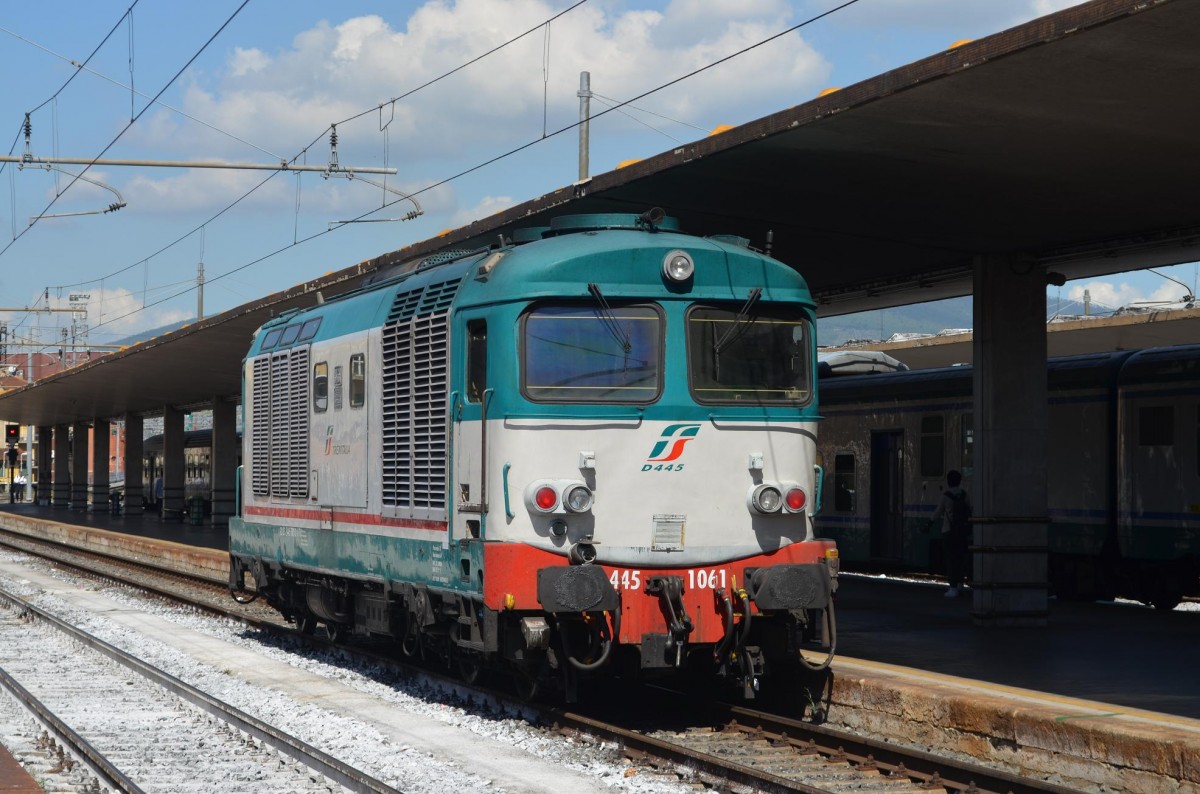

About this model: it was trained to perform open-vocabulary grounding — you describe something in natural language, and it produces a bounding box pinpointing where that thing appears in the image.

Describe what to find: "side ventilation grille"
[380,277,461,520]
[249,345,311,500]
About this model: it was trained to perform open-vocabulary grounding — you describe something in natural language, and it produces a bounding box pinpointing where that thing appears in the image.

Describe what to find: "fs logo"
[324,425,335,456]
[642,424,700,471]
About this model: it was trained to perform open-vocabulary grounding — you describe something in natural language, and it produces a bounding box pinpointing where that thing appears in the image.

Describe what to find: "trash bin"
[188,495,205,526]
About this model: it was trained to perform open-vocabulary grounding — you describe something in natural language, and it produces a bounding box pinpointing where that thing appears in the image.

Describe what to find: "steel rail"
[0,585,404,794]
[0,663,142,793]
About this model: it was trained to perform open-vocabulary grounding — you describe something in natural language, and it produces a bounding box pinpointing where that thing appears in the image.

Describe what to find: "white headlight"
[751,484,782,514]
[564,484,594,513]
[662,249,694,282]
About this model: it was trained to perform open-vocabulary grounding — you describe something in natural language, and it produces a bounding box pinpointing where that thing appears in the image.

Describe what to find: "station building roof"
[2,0,1197,427]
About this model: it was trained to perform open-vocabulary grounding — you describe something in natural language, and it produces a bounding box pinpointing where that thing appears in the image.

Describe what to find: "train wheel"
[457,655,483,686]
[512,666,541,702]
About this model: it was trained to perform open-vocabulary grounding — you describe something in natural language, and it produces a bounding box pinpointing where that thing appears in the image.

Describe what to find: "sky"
[1,0,1196,351]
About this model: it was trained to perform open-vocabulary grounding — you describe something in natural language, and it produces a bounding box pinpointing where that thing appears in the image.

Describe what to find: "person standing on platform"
[932,469,972,598]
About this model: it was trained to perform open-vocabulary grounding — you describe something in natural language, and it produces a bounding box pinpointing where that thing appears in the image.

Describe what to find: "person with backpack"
[932,469,972,597]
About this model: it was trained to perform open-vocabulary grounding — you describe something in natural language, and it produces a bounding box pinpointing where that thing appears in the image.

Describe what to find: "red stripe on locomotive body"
[483,540,836,645]
[243,505,448,532]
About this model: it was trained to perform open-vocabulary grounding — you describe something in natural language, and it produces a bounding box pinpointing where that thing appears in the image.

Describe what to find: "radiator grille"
[249,345,311,500]
[380,277,460,518]
[250,357,271,496]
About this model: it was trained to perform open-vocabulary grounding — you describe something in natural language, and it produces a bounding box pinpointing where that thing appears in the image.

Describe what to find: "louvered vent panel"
[410,312,449,510]
[268,352,291,497]
[250,356,271,496]
[418,279,462,315]
[381,317,413,509]
[289,347,310,498]
[378,278,459,516]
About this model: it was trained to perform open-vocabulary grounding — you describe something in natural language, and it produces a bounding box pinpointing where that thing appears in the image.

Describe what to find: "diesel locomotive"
[228,211,838,699]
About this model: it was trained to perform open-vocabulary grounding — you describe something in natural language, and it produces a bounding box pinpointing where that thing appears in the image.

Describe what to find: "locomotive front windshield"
[523,304,662,402]
[687,304,813,404]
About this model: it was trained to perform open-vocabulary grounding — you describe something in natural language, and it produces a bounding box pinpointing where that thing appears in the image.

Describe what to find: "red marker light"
[535,485,558,511]
[785,487,806,511]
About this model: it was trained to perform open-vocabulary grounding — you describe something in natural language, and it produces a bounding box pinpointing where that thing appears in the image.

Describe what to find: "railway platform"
[0,745,41,794]
[0,501,1197,791]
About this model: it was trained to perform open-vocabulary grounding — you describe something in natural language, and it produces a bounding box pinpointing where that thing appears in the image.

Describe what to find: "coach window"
[466,321,487,402]
[834,454,856,512]
[313,362,329,413]
[523,304,662,403]
[687,303,812,404]
[920,415,944,477]
[1138,405,1173,446]
[350,354,366,408]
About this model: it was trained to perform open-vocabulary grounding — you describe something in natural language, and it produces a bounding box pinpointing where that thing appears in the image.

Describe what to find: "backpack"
[948,491,971,534]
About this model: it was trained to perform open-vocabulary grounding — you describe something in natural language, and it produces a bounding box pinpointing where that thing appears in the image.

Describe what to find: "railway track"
[0,527,1086,793]
[0,584,400,793]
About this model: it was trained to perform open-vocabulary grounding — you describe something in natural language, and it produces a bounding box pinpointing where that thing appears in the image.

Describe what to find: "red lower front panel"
[482,541,836,644]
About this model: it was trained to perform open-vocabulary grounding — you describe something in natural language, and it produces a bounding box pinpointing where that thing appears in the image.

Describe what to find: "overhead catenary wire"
[0,0,252,257]
[0,2,141,183]
[46,1,596,296]
[83,0,864,337]
[0,23,283,160]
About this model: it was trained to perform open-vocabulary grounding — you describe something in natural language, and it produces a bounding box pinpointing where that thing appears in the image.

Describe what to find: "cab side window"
[466,321,486,403]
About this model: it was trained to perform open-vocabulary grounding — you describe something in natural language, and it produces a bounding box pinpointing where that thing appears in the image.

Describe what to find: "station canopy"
[3,0,1198,427]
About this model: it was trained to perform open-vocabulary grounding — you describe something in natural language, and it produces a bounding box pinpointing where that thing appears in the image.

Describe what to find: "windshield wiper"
[712,288,762,380]
[588,283,632,372]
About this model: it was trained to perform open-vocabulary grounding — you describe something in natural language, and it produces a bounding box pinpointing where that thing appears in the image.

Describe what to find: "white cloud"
[228,47,270,77]
[451,195,517,227]
[128,1,830,175]
[1065,278,1189,310]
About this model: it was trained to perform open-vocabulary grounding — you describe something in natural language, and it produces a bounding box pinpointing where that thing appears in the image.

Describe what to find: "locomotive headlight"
[525,479,594,515]
[750,483,783,514]
[564,484,594,513]
[662,249,694,282]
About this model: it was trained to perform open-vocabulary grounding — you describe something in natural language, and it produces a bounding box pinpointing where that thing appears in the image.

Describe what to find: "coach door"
[870,430,905,560]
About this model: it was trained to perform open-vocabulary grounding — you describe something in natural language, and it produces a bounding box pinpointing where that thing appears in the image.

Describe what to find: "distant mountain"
[817,292,1144,346]
[818,297,973,346]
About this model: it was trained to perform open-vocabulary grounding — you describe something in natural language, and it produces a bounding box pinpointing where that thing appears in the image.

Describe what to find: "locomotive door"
[870,430,904,560]
[452,319,488,554]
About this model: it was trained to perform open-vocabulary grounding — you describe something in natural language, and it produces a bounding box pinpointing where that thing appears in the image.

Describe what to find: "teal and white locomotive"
[229,211,838,699]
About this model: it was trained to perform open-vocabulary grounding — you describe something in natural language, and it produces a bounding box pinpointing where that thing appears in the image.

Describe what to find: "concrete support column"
[90,418,110,512]
[211,398,238,527]
[36,426,51,505]
[52,425,70,507]
[70,421,89,510]
[971,254,1049,627]
[162,406,185,521]
[123,414,144,516]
